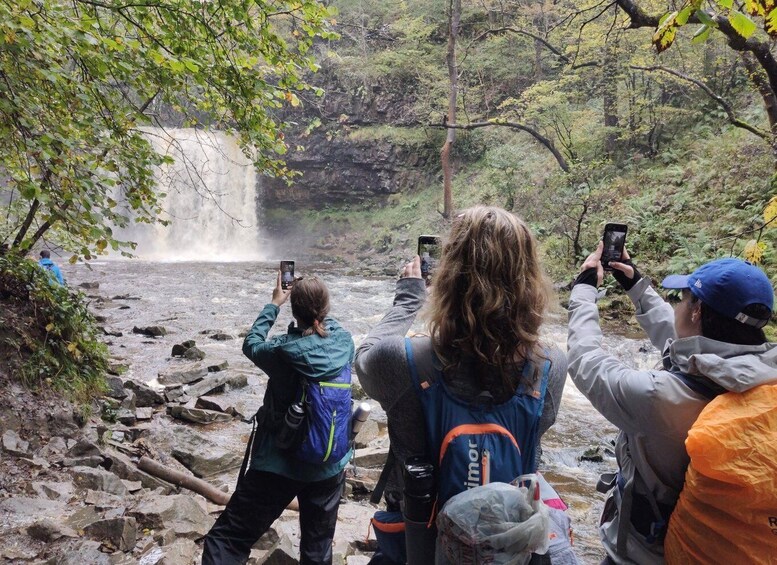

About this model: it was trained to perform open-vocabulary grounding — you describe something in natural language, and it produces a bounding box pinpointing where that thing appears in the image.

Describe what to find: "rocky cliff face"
[262,62,435,210]
[262,132,431,208]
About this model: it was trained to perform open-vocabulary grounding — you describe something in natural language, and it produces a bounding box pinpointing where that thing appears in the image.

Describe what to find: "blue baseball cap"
[662,258,774,328]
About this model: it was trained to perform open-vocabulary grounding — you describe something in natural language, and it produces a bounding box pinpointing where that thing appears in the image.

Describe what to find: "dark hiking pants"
[202,469,344,565]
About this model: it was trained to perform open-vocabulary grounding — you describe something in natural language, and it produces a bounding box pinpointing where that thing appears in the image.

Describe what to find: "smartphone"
[418,235,441,287]
[280,260,295,290]
[601,223,628,270]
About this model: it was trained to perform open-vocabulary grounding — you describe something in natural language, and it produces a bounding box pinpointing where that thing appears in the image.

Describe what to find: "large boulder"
[124,380,165,407]
[83,516,137,552]
[168,427,242,478]
[105,450,173,494]
[158,363,208,386]
[129,494,214,539]
[71,466,128,496]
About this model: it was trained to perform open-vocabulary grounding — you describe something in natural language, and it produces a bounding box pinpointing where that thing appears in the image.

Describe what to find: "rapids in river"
[62,259,663,564]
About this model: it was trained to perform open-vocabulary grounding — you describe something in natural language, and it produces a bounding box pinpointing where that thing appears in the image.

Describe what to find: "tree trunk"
[603,45,620,156]
[441,0,461,219]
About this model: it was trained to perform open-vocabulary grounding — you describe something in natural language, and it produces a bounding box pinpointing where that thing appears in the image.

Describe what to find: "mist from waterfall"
[118,128,264,262]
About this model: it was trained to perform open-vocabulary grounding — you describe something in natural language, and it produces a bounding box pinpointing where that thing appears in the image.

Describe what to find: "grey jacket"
[355,277,568,496]
[567,277,777,565]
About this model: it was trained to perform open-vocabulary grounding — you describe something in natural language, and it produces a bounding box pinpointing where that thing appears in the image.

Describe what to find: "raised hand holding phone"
[600,223,627,271]
[272,269,292,307]
[417,235,441,287]
[280,260,295,290]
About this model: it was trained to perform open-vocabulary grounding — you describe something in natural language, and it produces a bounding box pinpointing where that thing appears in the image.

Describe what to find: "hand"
[400,256,423,279]
[271,271,291,307]
[609,247,641,291]
[577,241,604,288]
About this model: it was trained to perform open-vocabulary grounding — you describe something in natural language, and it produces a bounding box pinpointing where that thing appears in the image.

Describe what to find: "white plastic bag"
[435,475,550,565]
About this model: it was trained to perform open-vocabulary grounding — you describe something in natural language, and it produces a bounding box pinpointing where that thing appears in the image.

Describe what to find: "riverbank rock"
[83,516,137,551]
[124,381,165,407]
[183,346,206,361]
[158,363,208,386]
[162,426,242,478]
[168,405,233,425]
[72,466,128,496]
[129,493,214,538]
[132,326,167,337]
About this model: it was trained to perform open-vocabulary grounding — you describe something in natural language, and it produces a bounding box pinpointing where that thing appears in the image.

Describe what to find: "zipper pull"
[481,449,491,485]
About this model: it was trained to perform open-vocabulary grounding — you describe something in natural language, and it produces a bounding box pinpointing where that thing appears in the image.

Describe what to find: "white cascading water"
[119,128,263,261]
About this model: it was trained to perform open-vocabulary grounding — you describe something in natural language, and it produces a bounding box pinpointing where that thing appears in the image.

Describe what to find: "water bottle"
[403,456,437,564]
[351,402,371,440]
[275,401,306,451]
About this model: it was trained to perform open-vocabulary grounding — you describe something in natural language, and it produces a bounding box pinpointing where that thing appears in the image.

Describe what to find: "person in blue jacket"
[38,250,65,285]
[202,274,354,565]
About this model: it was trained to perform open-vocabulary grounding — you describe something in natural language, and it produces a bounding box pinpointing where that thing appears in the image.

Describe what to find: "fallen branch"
[137,456,299,511]
[139,456,231,505]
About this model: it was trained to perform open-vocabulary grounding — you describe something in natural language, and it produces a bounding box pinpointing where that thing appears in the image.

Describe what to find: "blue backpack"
[406,337,550,508]
[295,364,353,464]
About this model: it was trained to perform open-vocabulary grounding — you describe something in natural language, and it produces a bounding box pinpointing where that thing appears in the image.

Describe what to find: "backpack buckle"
[646,519,666,544]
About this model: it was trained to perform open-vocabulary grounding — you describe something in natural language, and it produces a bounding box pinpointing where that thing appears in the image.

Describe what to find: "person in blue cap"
[567,241,777,565]
[38,249,65,285]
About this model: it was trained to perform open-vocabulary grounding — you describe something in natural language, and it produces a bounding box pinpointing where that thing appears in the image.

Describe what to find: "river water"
[62,259,663,564]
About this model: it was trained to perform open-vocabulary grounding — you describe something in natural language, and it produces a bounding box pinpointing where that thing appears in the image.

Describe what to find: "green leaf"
[677,6,694,25]
[696,10,718,27]
[692,24,712,43]
[717,0,734,8]
[729,11,758,38]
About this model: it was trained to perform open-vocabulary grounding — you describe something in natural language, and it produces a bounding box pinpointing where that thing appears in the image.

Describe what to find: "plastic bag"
[435,475,550,565]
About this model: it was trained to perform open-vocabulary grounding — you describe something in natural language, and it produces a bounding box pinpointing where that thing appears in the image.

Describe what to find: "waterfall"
[118,128,264,261]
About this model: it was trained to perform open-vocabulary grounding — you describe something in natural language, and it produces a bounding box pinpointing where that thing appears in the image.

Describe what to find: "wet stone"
[83,516,138,552]
[207,360,229,372]
[2,429,30,456]
[209,333,234,340]
[168,405,233,425]
[158,363,208,386]
[72,466,128,496]
[32,480,74,501]
[183,346,206,361]
[57,540,112,565]
[124,381,165,407]
[105,376,128,400]
[27,518,77,542]
[195,395,236,415]
[132,325,167,337]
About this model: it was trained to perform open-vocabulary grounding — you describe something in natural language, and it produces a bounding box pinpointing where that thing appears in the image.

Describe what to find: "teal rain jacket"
[38,258,65,285]
[243,303,355,482]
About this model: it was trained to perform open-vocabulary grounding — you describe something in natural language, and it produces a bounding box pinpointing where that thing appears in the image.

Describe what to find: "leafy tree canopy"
[0,0,337,259]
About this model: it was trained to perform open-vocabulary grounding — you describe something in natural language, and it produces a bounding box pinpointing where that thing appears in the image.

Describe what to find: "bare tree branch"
[631,65,772,140]
[430,120,570,172]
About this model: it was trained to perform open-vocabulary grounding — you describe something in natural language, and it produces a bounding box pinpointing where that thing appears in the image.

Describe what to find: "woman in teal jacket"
[203,274,354,565]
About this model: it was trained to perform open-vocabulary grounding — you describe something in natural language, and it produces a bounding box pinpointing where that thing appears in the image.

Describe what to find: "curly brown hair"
[426,206,551,390]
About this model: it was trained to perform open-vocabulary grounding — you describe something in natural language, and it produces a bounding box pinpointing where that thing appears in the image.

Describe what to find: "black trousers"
[202,469,345,565]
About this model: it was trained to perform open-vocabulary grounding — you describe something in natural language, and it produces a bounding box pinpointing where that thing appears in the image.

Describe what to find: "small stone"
[207,360,229,372]
[135,407,154,421]
[27,519,77,542]
[132,326,167,337]
[580,446,604,463]
[209,333,234,341]
[183,346,206,361]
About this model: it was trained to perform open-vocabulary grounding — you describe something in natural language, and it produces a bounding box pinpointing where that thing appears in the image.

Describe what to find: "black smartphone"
[418,235,441,286]
[601,223,628,270]
[280,260,295,290]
